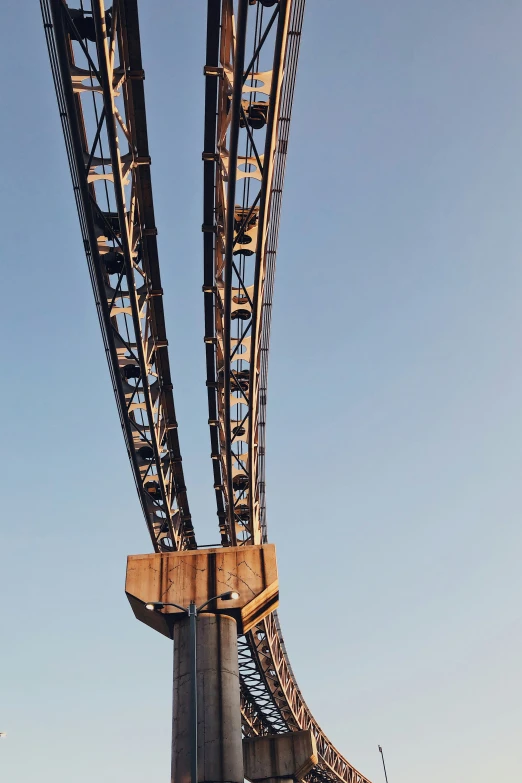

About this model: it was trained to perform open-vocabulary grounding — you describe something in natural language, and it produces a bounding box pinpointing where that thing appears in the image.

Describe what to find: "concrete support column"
[243,731,318,783]
[250,778,293,783]
[172,613,243,783]
[125,545,279,783]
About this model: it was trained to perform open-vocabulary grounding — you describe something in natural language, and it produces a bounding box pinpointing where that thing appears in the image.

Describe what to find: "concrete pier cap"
[243,730,318,783]
[126,543,281,783]
[125,543,278,635]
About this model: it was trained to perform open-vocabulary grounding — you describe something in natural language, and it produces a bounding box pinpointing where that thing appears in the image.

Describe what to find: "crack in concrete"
[227,569,256,596]
[236,559,261,579]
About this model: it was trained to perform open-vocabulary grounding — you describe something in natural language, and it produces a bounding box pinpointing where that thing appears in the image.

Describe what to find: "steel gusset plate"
[41,0,196,551]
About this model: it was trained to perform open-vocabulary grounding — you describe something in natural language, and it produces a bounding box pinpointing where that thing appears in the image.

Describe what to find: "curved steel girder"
[203,2,372,783]
[241,614,372,783]
[203,0,294,548]
[41,0,195,551]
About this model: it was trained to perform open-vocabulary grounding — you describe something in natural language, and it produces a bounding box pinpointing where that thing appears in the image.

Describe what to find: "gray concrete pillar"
[243,731,318,783]
[172,613,243,783]
[250,778,293,783]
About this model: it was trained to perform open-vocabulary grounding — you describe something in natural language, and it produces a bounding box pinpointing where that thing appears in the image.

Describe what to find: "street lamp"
[378,745,389,783]
[146,590,239,783]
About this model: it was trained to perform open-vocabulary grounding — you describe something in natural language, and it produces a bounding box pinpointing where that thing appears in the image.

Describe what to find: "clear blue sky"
[1,1,521,781]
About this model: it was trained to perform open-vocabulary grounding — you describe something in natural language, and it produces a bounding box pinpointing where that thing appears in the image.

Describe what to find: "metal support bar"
[189,602,198,783]
[223,0,249,544]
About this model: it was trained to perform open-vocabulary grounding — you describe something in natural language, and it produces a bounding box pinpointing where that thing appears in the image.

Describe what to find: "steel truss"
[41,0,196,552]
[203,2,372,782]
[41,1,372,782]
[203,0,295,547]
[241,614,372,783]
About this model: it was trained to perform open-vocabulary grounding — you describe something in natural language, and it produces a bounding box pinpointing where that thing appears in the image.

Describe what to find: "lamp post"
[146,590,239,783]
[378,745,389,783]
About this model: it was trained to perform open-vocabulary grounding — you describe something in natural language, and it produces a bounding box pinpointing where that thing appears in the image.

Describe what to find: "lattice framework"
[41,0,196,551]
[41,3,372,782]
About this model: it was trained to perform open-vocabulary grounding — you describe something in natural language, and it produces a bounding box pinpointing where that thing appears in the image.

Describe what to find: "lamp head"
[220,590,239,601]
[145,602,164,611]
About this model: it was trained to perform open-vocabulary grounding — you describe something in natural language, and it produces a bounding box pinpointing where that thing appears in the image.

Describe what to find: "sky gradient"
[1,1,522,781]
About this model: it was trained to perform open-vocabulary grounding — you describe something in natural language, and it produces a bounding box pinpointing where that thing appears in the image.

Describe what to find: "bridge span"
[40,2,371,782]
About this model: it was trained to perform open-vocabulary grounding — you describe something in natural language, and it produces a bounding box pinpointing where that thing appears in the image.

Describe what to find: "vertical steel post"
[189,602,198,783]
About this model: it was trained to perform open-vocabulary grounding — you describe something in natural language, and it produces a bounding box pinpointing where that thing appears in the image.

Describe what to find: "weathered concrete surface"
[243,730,318,783]
[172,613,243,783]
[126,544,278,635]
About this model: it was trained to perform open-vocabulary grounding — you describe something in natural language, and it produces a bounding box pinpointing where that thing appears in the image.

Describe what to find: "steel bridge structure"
[40,2,371,783]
